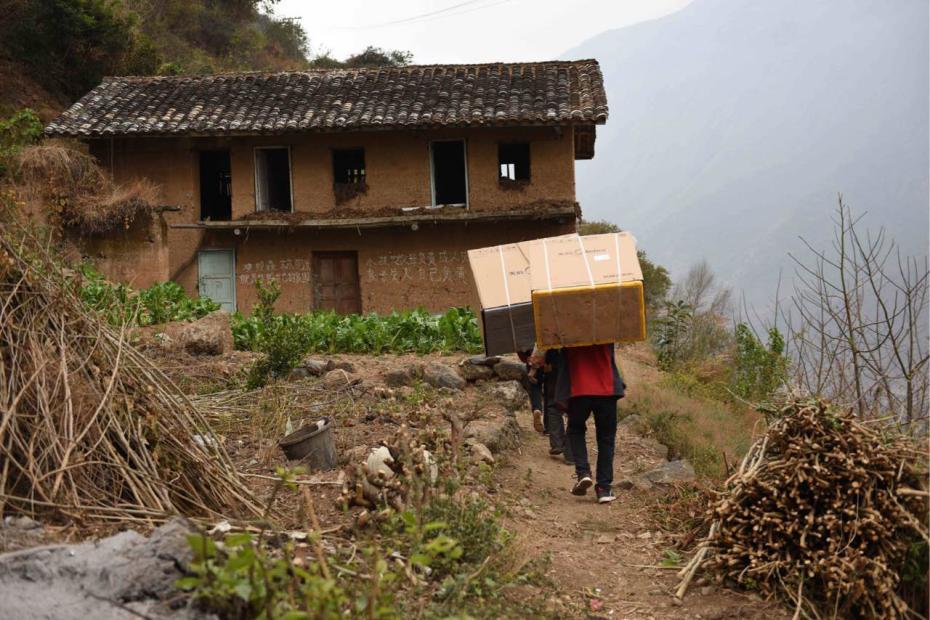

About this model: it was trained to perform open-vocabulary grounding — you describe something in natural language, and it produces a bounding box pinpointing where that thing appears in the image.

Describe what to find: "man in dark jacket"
[552,343,625,504]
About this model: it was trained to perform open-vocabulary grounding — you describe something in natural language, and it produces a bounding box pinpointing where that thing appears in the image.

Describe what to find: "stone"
[298,358,333,376]
[596,534,612,545]
[384,365,422,387]
[322,369,359,389]
[459,362,494,382]
[468,441,495,464]
[492,359,528,381]
[331,360,355,373]
[0,518,201,620]
[643,460,696,485]
[466,406,521,453]
[630,476,655,491]
[465,355,501,367]
[618,413,647,435]
[179,310,233,356]
[639,436,670,461]
[3,515,41,530]
[422,362,465,391]
[489,380,527,412]
[616,478,635,491]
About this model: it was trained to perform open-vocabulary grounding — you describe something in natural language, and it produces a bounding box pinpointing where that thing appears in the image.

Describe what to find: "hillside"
[567,0,929,308]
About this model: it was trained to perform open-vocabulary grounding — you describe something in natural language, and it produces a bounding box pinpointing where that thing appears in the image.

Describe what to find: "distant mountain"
[566,0,929,310]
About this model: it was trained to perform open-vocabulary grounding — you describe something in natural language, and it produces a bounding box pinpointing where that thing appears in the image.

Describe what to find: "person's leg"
[527,376,544,433]
[591,397,618,491]
[560,413,574,464]
[566,397,592,480]
[546,404,565,455]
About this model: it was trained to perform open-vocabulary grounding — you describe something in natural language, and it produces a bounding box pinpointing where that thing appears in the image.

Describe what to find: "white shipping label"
[592,253,611,262]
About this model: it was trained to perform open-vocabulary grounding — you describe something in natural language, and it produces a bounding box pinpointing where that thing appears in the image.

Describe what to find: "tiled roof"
[45,60,608,138]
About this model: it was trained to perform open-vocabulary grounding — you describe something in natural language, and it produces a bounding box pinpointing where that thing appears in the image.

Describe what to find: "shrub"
[730,323,787,402]
[245,279,310,389]
[0,109,43,177]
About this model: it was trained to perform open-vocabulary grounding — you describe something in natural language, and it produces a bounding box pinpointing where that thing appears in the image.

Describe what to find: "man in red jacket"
[552,343,625,504]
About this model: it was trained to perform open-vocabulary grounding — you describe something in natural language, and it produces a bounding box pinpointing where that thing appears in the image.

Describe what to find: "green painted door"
[198,249,236,312]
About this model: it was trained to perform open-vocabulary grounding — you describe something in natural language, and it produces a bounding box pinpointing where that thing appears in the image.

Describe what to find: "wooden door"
[312,251,361,314]
[198,249,236,311]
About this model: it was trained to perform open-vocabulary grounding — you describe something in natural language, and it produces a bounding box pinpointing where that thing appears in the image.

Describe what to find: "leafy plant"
[653,300,694,370]
[731,323,787,402]
[79,264,219,326]
[0,109,43,177]
[246,279,310,389]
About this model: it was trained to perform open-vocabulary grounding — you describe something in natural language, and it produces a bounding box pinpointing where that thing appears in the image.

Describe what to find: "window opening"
[254,147,292,212]
[332,149,366,184]
[199,150,231,221]
[431,141,467,206]
[498,143,530,182]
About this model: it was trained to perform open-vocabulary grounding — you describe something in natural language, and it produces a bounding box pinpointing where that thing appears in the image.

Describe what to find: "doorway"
[312,251,361,314]
[198,249,236,312]
[430,140,468,206]
[199,150,232,221]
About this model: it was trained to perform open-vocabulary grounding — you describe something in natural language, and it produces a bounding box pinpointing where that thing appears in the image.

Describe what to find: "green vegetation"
[79,264,219,326]
[0,109,43,176]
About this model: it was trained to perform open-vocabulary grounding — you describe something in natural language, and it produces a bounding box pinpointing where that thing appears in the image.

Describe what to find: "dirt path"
[498,413,787,620]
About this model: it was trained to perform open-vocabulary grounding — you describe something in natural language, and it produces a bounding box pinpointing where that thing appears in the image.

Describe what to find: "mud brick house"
[45,60,608,314]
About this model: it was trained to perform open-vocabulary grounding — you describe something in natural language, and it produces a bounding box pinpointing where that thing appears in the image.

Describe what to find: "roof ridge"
[102,59,601,82]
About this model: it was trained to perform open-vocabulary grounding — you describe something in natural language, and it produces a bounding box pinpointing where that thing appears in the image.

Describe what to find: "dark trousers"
[567,396,618,490]
[546,406,573,461]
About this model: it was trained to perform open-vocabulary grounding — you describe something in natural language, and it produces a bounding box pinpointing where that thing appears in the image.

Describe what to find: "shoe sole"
[597,496,617,504]
[532,410,544,434]
[572,477,593,496]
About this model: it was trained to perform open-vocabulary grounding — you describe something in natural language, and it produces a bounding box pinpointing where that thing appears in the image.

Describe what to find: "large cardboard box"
[467,235,576,355]
[528,233,646,348]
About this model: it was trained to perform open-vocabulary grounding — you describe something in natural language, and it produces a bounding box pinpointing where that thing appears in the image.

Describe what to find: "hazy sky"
[274,0,693,63]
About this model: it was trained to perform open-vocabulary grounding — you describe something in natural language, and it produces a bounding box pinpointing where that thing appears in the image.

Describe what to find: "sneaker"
[532,409,545,434]
[571,475,593,496]
[596,487,616,504]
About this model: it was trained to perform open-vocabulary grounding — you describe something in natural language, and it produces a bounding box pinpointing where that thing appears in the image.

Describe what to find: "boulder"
[489,380,527,412]
[422,362,466,391]
[466,405,520,453]
[179,310,233,356]
[467,441,495,464]
[384,365,422,387]
[459,362,494,382]
[642,460,696,485]
[493,359,528,381]
[331,360,356,373]
[299,358,333,376]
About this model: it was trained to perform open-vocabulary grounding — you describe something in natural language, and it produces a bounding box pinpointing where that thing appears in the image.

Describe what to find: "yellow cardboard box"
[528,233,646,348]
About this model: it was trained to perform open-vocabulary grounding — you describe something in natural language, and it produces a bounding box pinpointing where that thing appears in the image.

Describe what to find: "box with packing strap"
[467,235,577,356]
[528,232,646,349]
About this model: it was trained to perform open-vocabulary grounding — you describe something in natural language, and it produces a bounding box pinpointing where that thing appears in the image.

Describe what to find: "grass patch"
[622,373,761,478]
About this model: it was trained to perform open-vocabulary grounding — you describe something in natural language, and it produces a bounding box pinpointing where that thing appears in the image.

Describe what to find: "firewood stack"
[678,399,928,618]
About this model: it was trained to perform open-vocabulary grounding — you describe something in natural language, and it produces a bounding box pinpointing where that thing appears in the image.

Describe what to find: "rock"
[384,365,422,387]
[643,460,696,485]
[489,380,527,412]
[341,445,369,465]
[422,362,465,391]
[701,586,714,596]
[596,534,612,545]
[465,355,501,367]
[3,515,41,530]
[459,362,494,382]
[466,406,521,453]
[179,310,233,356]
[639,436,670,461]
[331,360,355,373]
[468,441,495,464]
[630,476,656,491]
[322,368,359,389]
[299,358,333,376]
[0,518,200,620]
[618,413,647,435]
[492,359,527,381]
[616,478,635,491]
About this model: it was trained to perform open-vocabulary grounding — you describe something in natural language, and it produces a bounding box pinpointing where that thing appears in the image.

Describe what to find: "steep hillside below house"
[0,57,69,120]
[567,0,929,309]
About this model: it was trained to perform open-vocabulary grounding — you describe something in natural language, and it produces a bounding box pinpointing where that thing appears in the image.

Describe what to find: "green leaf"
[174,576,201,590]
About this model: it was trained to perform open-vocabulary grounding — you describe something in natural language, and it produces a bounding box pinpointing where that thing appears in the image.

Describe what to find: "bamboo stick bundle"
[677,399,928,619]
[0,222,263,524]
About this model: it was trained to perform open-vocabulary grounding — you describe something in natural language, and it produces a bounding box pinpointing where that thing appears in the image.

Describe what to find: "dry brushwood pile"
[13,143,159,234]
[678,399,929,618]
[0,223,262,524]
[340,425,446,529]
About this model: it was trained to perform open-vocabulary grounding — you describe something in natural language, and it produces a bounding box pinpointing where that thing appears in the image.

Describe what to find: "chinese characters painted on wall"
[239,258,311,285]
[365,251,467,283]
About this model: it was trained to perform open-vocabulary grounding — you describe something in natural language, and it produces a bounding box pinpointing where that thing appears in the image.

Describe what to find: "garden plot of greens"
[79,270,483,355]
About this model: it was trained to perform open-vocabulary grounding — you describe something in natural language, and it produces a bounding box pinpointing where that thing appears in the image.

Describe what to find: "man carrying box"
[551,343,625,504]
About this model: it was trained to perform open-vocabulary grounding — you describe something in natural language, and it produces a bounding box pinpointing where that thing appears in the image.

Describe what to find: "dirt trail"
[498,413,786,619]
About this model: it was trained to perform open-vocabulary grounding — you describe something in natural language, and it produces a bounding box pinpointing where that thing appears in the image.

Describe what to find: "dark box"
[481,302,536,356]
